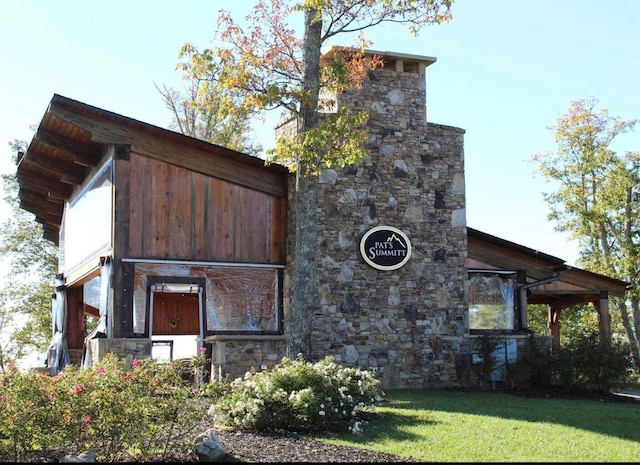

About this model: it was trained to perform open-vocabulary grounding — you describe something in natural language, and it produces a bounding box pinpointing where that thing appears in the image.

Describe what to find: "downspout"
[517,267,568,335]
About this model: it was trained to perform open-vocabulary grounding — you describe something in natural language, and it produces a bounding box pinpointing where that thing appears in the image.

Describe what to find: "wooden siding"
[126,153,286,264]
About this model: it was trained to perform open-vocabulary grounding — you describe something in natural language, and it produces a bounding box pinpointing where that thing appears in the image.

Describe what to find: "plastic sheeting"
[45,276,71,375]
[81,256,112,369]
[132,262,281,334]
[467,272,517,330]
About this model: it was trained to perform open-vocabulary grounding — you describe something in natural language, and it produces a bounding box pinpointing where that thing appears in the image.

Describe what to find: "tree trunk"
[287,8,322,359]
[615,298,640,369]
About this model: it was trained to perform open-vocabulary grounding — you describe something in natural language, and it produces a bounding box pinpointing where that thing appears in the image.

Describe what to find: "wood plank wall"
[126,153,287,264]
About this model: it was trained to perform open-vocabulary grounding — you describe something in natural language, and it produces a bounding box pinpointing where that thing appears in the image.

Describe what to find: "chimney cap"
[322,46,437,68]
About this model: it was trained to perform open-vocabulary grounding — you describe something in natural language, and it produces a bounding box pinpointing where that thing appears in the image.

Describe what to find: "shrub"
[470,335,503,389]
[200,378,232,401]
[506,332,634,393]
[0,364,59,460]
[553,331,633,392]
[0,352,212,462]
[211,355,384,433]
[506,338,553,389]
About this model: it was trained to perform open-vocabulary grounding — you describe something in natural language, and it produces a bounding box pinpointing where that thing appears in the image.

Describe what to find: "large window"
[205,267,281,333]
[467,271,517,331]
[132,262,283,336]
[60,162,113,274]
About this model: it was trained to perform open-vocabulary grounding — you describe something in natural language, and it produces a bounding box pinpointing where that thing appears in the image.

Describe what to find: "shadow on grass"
[332,388,640,447]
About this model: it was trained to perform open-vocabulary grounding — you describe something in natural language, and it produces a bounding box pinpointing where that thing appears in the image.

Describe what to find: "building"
[16,49,628,389]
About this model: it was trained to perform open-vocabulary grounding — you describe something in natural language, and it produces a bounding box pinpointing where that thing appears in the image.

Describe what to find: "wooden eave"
[467,227,629,309]
[16,94,289,244]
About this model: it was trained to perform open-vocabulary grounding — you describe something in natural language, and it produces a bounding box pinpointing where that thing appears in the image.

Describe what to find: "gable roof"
[16,94,289,243]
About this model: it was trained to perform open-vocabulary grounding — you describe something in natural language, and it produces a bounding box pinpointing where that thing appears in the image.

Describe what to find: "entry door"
[151,292,200,334]
[149,283,205,361]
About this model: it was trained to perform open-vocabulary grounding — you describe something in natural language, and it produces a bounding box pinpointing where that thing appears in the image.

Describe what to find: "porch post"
[594,291,611,344]
[548,305,561,353]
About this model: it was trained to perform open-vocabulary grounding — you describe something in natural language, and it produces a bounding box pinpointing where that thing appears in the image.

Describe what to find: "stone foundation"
[89,338,152,368]
[205,335,287,381]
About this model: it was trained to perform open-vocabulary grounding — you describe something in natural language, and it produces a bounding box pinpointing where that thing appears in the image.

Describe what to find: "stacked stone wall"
[312,68,469,389]
[89,338,152,368]
[208,338,287,381]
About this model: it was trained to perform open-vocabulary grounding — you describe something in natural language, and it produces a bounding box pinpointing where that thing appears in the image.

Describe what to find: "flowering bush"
[211,355,384,433]
[0,352,385,461]
[0,352,212,462]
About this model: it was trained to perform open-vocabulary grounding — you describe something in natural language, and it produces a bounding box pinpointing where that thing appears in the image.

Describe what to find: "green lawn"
[314,389,640,462]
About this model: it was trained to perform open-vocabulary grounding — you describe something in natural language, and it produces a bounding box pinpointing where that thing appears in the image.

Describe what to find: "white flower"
[349,421,362,434]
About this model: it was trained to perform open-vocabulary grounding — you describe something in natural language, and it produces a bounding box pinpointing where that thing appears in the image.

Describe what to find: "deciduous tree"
[187,0,453,358]
[155,44,263,156]
[531,97,640,368]
[0,141,58,370]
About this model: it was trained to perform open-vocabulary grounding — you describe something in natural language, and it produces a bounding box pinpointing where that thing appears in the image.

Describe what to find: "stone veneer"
[282,53,471,389]
[89,338,152,368]
[207,336,286,381]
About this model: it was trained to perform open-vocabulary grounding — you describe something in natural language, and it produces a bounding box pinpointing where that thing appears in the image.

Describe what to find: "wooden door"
[151,292,200,335]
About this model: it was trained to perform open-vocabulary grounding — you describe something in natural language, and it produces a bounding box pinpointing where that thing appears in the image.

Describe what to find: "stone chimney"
[286,48,468,389]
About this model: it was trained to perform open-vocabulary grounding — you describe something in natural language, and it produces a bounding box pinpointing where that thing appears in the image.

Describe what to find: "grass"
[312,389,640,462]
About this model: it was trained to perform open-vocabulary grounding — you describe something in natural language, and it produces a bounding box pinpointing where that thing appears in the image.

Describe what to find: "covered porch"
[467,227,629,351]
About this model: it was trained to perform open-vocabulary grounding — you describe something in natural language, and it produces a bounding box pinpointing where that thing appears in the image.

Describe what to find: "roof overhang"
[467,227,629,308]
[16,94,289,244]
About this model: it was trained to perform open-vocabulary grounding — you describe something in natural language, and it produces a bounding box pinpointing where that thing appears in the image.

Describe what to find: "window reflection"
[60,163,112,273]
[468,272,517,330]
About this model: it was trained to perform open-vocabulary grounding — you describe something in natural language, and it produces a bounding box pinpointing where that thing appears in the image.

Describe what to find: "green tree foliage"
[531,97,640,368]
[528,302,628,348]
[155,45,263,156]
[188,0,453,357]
[527,303,604,346]
[0,140,58,370]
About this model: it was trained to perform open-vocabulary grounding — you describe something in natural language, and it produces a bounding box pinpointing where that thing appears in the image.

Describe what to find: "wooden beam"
[47,100,288,197]
[595,292,611,344]
[20,150,86,185]
[35,128,103,167]
[528,293,599,308]
[17,170,75,199]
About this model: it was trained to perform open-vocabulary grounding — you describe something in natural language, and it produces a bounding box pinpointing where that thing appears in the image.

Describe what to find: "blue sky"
[1,0,638,267]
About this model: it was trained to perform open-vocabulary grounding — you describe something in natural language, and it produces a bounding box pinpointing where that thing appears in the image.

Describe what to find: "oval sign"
[359,226,412,271]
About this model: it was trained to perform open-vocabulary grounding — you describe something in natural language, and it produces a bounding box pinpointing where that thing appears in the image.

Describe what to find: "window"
[205,267,282,334]
[467,271,517,331]
[132,262,283,337]
[60,161,113,274]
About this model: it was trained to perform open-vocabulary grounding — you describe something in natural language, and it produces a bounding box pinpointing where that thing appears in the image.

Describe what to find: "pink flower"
[132,358,140,367]
[96,367,105,375]
[199,347,207,354]
[73,385,83,395]
[82,415,91,424]
[2,395,8,403]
